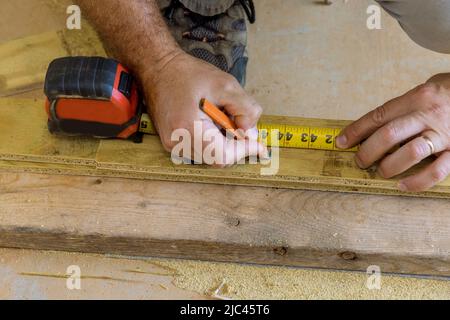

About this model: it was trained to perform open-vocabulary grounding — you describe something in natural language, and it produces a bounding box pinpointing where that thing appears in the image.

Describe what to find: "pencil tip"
[199,98,206,110]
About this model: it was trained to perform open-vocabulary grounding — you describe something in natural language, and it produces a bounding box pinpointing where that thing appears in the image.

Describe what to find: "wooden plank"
[0,98,449,198]
[0,99,99,165]
[0,172,448,277]
[0,29,106,97]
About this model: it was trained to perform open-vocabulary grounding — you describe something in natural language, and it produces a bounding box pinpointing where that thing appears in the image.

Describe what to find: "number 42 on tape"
[257,123,358,152]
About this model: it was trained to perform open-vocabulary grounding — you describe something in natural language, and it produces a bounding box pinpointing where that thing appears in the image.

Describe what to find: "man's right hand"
[77,0,267,166]
[141,50,268,166]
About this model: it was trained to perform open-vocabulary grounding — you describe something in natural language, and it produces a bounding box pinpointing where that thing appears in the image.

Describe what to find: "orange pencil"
[199,98,246,140]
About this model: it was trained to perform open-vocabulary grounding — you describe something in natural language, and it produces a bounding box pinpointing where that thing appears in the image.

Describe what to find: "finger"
[193,120,224,164]
[245,126,259,140]
[202,121,268,167]
[399,151,450,192]
[219,90,263,130]
[221,138,268,167]
[336,93,412,149]
[355,113,426,169]
[378,131,444,178]
[221,125,269,166]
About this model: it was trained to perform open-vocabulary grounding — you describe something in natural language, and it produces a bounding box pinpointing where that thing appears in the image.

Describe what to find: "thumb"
[220,91,263,130]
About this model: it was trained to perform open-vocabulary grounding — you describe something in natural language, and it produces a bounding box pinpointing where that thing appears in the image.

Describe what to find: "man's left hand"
[336,74,450,192]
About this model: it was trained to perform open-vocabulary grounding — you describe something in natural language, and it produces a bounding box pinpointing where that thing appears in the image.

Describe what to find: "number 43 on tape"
[257,123,359,152]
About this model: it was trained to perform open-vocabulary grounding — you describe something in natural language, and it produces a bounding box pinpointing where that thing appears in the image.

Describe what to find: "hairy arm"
[76,0,267,166]
[76,0,181,83]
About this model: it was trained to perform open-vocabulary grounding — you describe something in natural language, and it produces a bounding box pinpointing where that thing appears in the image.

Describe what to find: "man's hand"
[77,0,266,166]
[142,51,267,166]
[337,74,450,192]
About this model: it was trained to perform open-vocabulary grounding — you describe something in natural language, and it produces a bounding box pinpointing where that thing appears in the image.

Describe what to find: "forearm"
[76,0,181,83]
[77,0,266,165]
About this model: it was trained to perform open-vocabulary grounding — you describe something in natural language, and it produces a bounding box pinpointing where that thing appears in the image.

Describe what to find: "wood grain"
[0,1,449,282]
[0,98,449,198]
[0,99,99,165]
[0,172,448,276]
[0,29,106,97]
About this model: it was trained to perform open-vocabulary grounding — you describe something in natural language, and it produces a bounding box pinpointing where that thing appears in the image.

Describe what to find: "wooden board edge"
[0,226,448,277]
[1,161,449,199]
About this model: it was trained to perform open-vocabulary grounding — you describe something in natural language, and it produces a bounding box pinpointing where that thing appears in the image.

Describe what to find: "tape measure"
[257,123,358,152]
[139,113,157,135]
[43,57,357,152]
[139,115,357,152]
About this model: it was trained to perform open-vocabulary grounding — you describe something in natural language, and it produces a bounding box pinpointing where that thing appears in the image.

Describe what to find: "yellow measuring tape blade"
[257,122,358,152]
[139,113,157,135]
[139,114,358,152]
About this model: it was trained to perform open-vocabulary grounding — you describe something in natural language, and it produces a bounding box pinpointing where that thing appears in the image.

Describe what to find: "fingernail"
[259,151,271,162]
[377,167,386,179]
[336,135,347,148]
[260,149,272,160]
[398,182,408,192]
[260,150,270,160]
[247,128,259,140]
[355,156,364,169]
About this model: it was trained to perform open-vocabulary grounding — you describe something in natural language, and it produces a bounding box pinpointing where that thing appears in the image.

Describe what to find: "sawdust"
[42,0,106,57]
[156,259,450,300]
[3,0,450,301]
[43,0,72,12]
[57,26,106,57]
